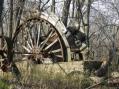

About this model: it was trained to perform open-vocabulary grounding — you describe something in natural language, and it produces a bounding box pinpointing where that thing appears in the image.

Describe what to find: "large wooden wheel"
[13,12,71,63]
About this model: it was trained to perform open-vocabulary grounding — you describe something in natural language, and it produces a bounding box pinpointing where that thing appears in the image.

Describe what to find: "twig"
[86,82,103,89]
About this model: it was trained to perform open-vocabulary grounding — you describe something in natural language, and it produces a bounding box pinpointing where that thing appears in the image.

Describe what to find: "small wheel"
[13,13,71,63]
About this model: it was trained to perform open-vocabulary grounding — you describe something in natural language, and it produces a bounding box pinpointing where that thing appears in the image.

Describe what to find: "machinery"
[0,12,87,72]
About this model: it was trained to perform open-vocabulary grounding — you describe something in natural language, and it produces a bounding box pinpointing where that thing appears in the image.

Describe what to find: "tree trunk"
[0,0,4,48]
[0,0,4,36]
[75,0,91,60]
[0,0,4,20]
[38,0,41,11]
[61,0,72,27]
[15,0,25,30]
[85,0,91,48]
[72,0,75,18]
[9,0,13,39]
[51,0,55,13]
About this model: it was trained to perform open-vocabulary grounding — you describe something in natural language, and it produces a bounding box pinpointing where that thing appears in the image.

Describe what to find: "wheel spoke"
[37,23,41,47]
[29,38,34,47]
[22,45,30,52]
[51,31,56,38]
[44,38,58,50]
[55,55,63,58]
[27,41,32,50]
[32,25,37,45]
[2,44,7,50]
[26,27,34,47]
[22,54,31,56]
[40,30,54,49]
[49,49,61,53]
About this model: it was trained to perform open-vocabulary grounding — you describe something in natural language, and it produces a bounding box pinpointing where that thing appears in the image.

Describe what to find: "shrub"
[80,77,93,89]
[0,80,9,89]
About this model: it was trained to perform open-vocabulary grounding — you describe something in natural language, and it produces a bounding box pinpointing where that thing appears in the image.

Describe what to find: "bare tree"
[0,0,4,49]
[15,0,26,29]
[74,0,91,57]
[62,0,72,26]
[86,0,91,47]
[75,0,85,21]
[0,0,4,20]
[72,0,75,18]
[0,0,4,36]
[9,0,13,38]
[51,0,55,13]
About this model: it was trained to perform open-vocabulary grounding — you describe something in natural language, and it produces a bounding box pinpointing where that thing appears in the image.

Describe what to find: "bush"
[80,77,93,89]
[0,80,9,89]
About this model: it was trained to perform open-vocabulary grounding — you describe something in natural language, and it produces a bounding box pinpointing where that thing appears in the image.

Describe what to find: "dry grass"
[0,61,91,89]
[0,61,117,89]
